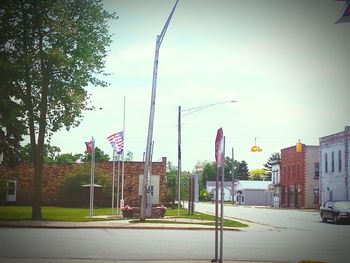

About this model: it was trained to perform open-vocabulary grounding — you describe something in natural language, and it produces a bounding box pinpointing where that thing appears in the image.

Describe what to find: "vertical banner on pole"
[212,128,224,263]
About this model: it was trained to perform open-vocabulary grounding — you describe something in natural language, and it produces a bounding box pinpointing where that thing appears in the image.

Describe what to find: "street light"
[177,100,236,216]
[140,0,179,221]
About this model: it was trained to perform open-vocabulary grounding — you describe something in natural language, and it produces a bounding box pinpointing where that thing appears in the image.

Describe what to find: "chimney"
[345,126,350,131]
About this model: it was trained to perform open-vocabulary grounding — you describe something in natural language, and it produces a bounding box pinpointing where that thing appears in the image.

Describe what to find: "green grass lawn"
[0,206,248,227]
[0,206,119,222]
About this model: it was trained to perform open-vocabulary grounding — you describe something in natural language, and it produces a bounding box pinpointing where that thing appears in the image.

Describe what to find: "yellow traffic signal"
[251,145,258,152]
[250,137,262,152]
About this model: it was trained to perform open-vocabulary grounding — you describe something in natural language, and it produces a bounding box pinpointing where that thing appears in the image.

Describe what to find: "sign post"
[212,128,225,263]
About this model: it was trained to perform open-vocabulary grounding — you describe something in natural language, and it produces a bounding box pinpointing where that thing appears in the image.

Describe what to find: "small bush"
[58,164,112,207]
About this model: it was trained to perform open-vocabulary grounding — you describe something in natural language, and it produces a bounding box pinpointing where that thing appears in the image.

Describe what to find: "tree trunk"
[31,29,50,219]
[32,151,43,220]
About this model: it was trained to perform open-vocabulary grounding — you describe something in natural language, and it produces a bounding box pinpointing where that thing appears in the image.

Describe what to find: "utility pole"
[232,147,235,205]
[140,0,179,221]
[178,100,236,216]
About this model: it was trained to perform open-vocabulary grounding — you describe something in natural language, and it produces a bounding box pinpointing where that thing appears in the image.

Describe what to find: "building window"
[331,151,335,173]
[325,153,328,173]
[297,164,300,179]
[338,150,342,172]
[314,188,319,204]
[314,163,319,178]
[288,166,291,180]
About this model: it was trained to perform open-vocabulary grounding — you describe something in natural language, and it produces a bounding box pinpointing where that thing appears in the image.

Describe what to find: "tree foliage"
[58,164,112,207]
[166,162,178,208]
[249,168,268,181]
[235,160,250,180]
[200,158,250,188]
[55,153,82,164]
[82,147,110,162]
[263,152,281,180]
[0,0,117,219]
[19,143,61,163]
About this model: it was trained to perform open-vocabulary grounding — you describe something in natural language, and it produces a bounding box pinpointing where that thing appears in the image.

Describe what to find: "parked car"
[320,200,350,223]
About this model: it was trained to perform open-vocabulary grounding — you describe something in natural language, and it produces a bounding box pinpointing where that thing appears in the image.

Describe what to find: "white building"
[319,126,350,205]
[206,181,233,201]
[271,160,281,208]
[234,180,273,206]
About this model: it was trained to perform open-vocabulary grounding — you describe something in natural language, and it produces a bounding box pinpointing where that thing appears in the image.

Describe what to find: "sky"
[49,0,350,172]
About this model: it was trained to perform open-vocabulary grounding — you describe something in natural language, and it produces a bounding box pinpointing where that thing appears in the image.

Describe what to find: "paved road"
[194,203,350,263]
[1,204,349,262]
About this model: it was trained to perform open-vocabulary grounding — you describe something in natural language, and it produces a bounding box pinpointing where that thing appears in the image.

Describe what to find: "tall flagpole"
[116,154,121,215]
[121,95,126,208]
[89,137,95,220]
[111,150,116,216]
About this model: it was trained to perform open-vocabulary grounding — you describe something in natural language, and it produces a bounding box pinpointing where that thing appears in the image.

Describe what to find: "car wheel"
[333,214,338,224]
[321,213,327,222]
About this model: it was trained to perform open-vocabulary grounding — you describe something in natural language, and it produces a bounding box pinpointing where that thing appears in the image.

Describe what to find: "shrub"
[58,164,112,207]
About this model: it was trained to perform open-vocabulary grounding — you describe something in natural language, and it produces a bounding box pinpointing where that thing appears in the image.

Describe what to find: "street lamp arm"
[182,100,237,117]
[157,0,179,49]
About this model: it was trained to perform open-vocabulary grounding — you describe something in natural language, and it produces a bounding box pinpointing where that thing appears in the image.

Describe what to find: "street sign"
[215,128,224,168]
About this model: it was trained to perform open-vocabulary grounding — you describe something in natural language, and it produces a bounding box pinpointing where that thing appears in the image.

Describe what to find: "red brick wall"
[280,145,305,208]
[0,158,167,207]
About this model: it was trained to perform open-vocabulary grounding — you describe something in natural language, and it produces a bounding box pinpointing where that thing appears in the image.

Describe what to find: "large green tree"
[235,160,250,180]
[19,143,61,163]
[0,0,116,219]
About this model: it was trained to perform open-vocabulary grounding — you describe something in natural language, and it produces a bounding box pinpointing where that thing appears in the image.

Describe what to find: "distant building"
[319,126,350,204]
[280,144,319,209]
[206,181,233,202]
[271,160,281,208]
[234,180,272,206]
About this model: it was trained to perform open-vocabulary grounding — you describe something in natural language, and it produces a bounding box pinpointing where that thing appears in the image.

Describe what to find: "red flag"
[85,141,93,154]
[215,128,224,167]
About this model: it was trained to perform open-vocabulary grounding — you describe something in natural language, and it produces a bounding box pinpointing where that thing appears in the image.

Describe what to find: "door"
[6,180,16,202]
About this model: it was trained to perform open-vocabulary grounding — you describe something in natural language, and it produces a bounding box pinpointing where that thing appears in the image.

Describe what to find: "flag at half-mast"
[85,140,93,154]
[107,131,124,154]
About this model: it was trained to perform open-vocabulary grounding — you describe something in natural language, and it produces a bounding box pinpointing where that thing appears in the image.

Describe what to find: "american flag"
[107,131,124,154]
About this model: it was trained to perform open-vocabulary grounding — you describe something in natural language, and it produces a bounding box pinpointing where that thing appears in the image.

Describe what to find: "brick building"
[0,158,167,207]
[280,145,319,209]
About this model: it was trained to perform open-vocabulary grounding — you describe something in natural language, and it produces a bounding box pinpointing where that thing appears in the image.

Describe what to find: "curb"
[0,221,241,231]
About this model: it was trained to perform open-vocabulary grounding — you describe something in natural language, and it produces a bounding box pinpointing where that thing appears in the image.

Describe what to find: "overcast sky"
[49,0,350,172]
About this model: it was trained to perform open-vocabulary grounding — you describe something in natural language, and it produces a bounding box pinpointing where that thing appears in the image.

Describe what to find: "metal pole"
[141,0,179,221]
[178,106,182,216]
[220,137,226,263]
[232,147,234,205]
[213,165,219,262]
[90,138,95,218]
[111,150,115,216]
[116,154,120,214]
[121,96,126,209]
[89,140,93,220]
